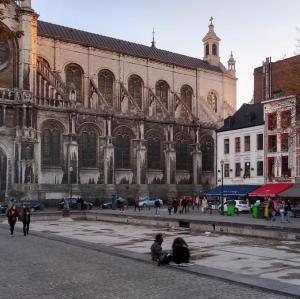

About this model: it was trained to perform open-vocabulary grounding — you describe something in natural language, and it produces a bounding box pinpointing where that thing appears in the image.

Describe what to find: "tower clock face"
[0,39,10,66]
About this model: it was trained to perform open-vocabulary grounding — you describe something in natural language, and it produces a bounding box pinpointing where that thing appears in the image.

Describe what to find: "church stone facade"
[0,1,237,202]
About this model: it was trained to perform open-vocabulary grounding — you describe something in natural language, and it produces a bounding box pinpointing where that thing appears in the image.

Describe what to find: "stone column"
[103,118,116,200]
[165,125,177,198]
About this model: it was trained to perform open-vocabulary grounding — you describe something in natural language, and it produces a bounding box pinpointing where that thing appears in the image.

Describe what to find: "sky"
[31,0,300,108]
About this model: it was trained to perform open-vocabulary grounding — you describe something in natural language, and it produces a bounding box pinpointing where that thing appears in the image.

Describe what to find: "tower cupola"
[202,17,221,66]
[227,51,236,75]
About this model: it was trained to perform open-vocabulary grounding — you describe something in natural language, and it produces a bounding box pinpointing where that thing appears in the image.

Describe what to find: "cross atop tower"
[209,16,214,25]
[151,28,156,48]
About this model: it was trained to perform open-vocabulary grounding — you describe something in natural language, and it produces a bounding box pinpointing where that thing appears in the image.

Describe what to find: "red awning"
[248,183,293,197]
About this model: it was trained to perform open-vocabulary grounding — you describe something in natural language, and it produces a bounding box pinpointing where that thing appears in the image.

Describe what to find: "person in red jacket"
[6,204,20,235]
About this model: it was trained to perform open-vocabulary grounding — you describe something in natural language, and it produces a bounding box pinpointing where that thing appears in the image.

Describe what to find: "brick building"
[254,55,300,103]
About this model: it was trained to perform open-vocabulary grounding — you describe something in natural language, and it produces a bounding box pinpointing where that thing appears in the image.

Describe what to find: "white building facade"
[216,104,265,185]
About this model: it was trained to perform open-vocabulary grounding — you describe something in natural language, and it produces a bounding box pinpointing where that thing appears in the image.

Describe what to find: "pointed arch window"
[201,136,214,172]
[98,69,114,106]
[147,134,161,169]
[155,80,169,109]
[65,63,83,102]
[79,129,97,167]
[175,135,191,171]
[128,75,143,108]
[207,90,218,113]
[115,129,131,169]
[42,127,61,166]
[181,85,193,110]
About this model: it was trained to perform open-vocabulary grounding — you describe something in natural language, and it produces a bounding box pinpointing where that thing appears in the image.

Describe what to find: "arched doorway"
[0,149,7,200]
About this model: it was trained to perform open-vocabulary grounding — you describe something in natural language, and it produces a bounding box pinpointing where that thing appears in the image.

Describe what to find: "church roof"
[217,103,264,132]
[37,20,223,73]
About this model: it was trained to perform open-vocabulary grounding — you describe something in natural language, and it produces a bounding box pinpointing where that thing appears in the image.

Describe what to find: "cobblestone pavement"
[0,226,296,299]
[29,219,300,287]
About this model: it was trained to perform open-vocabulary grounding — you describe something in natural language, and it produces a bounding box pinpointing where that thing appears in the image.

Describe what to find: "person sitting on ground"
[150,233,164,262]
[150,233,172,265]
[172,237,190,264]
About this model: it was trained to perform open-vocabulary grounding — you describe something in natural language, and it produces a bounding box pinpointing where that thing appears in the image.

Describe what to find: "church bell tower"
[202,17,221,66]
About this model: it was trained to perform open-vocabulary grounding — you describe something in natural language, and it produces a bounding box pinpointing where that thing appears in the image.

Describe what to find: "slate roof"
[37,20,223,73]
[217,103,264,132]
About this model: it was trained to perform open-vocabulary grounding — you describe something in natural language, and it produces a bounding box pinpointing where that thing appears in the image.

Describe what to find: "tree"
[0,0,23,39]
[7,188,26,200]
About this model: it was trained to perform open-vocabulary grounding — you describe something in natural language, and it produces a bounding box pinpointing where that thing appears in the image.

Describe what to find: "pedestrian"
[285,200,292,223]
[6,204,19,235]
[167,198,173,215]
[268,197,276,221]
[202,196,208,213]
[21,204,31,236]
[195,195,200,211]
[154,198,161,216]
[182,196,187,213]
[279,200,285,223]
[172,237,190,264]
[134,196,140,211]
[172,198,178,214]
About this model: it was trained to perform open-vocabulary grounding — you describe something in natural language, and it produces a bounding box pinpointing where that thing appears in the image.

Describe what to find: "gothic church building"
[0,1,237,201]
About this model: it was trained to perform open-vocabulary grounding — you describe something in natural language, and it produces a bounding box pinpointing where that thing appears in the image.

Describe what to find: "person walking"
[154,198,161,216]
[6,204,19,235]
[268,197,276,221]
[202,196,208,213]
[167,198,173,215]
[21,204,31,236]
[279,200,285,223]
[134,196,140,211]
[182,196,187,213]
[285,200,292,223]
[172,198,178,214]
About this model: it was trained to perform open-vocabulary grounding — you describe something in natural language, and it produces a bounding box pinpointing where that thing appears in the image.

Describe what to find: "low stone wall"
[2,210,298,241]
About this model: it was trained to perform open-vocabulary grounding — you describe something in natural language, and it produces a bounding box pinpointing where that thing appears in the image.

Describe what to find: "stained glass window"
[98,69,114,106]
[65,64,83,102]
[201,136,214,172]
[181,85,193,110]
[155,80,169,109]
[147,135,161,169]
[128,75,143,108]
[115,130,131,169]
[80,130,97,167]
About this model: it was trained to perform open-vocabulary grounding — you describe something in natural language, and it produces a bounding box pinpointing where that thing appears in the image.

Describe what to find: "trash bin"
[252,205,259,218]
[258,206,264,218]
[227,204,235,216]
[264,207,269,219]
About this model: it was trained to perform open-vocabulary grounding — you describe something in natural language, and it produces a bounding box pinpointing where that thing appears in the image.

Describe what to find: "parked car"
[138,197,163,208]
[101,197,128,209]
[58,198,93,210]
[0,203,8,214]
[14,200,44,212]
[293,206,300,218]
[218,199,250,213]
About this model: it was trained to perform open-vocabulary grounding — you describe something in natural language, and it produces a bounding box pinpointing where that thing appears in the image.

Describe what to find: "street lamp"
[220,159,224,215]
[69,166,73,201]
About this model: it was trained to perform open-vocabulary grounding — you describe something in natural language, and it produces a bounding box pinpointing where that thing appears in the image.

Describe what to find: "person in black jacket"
[172,237,190,264]
[21,204,31,236]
